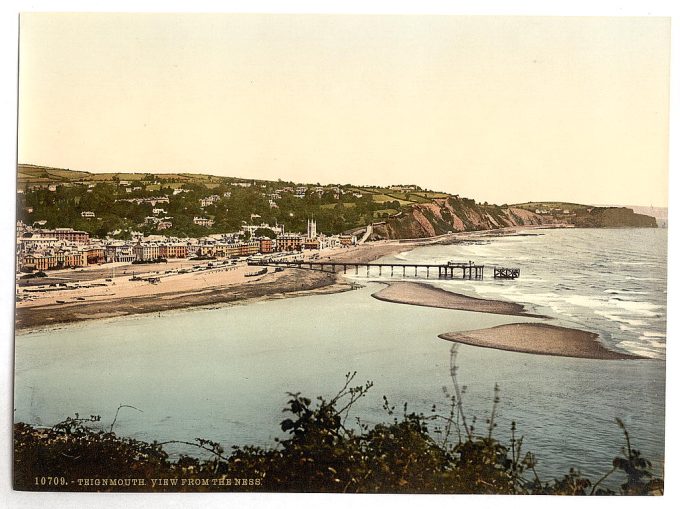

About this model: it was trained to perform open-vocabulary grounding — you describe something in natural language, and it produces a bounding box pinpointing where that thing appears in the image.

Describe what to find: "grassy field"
[367,193,413,205]
[81,173,147,181]
[413,191,450,199]
[17,164,234,189]
[321,202,356,209]
[373,208,399,217]
[18,165,91,184]
[511,201,589,210]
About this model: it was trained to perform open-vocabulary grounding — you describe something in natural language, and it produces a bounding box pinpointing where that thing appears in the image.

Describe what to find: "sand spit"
[440,323,643,360]
[371,281,545,317]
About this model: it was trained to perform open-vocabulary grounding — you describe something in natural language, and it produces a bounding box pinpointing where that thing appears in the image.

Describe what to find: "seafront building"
[15,219,357,272]
[105,243,136,263]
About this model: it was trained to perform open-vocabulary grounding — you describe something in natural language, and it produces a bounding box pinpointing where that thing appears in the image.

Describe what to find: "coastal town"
[14,213,365,317]
[15,168,457,329]
[16,219,357,273]
[15,165,660,330]
[16,166,385,294]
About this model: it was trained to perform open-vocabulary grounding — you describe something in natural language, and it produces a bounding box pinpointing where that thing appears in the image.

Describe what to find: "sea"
[385,227,667,360]
[14,227,667,484]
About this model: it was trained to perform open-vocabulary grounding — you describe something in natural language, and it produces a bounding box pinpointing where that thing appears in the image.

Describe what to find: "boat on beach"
[245,268,268,277]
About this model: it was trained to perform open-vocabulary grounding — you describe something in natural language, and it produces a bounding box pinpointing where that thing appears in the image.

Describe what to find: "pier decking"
[248,259,520,280]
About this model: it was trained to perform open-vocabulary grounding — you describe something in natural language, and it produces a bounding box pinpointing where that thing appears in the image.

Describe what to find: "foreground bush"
[14,349,664,494]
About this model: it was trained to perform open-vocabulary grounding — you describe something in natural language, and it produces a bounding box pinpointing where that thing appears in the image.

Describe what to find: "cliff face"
[371,196,549,240]
[572,207,657,228]
[370,197,656,240]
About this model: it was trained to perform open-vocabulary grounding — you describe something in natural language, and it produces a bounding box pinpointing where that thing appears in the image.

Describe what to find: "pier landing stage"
[247,259,520,280]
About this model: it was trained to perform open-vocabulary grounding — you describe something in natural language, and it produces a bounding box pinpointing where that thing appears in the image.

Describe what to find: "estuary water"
[14,228,666,482]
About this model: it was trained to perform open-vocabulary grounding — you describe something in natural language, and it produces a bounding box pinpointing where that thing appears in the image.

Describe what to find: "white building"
[105,244,136,263]
[241,223,285,237]
[193,217,214,227]
[318,235,341,250]
[200,195,221,207]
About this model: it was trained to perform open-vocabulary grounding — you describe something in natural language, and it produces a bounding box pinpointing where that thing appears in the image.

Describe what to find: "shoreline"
[15,237,426,333]
[16,225,540,333]
[16,224,642,363]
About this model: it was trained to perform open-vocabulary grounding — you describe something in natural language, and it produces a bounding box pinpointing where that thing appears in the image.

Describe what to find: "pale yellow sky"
[18,13,669,206]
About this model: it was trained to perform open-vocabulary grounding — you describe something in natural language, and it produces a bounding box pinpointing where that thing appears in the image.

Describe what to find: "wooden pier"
[493,267,520,279]
[246,259,519,280]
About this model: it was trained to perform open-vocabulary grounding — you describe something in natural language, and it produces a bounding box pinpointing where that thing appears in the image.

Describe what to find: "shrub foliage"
[14,348,663,494]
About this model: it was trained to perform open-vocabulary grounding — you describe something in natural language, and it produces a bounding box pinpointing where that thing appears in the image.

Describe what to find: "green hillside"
[16,164,657,239]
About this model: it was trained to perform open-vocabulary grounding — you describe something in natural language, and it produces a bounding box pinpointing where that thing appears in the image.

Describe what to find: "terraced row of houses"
[16,221,357,272]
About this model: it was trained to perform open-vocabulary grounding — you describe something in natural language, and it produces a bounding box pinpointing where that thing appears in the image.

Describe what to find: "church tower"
[307,218,317,238]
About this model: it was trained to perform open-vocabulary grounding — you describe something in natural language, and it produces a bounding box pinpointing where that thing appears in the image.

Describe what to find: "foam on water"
[378,228,667,359]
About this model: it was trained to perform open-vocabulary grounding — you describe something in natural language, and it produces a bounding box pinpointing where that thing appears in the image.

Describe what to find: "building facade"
[277,234,303,251]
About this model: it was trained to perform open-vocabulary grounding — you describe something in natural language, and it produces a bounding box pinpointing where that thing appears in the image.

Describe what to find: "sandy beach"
[15,240,415,331]
[440,323,643,360]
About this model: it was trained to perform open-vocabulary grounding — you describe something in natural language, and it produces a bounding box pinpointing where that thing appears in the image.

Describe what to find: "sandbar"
[371,281,544,317]
[440,323,642,360]
[372,282,641,360]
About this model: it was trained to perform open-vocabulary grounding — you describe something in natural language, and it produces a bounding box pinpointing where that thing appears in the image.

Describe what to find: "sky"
[18,13,670,206]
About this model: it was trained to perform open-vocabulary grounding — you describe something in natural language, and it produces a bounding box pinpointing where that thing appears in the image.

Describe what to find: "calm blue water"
[14,228,666,484]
